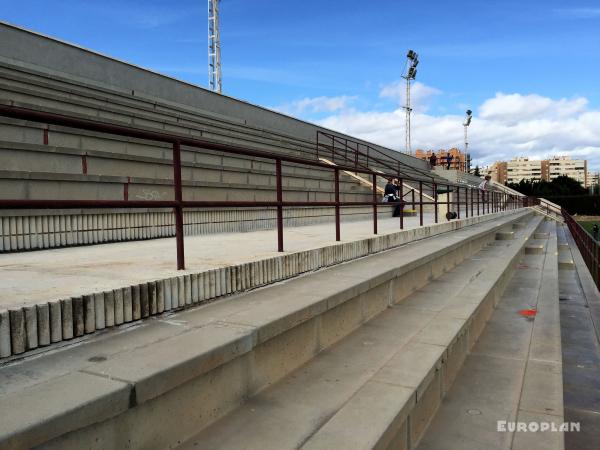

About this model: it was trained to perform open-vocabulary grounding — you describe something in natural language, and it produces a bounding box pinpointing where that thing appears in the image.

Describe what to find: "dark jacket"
[384,183,397,197]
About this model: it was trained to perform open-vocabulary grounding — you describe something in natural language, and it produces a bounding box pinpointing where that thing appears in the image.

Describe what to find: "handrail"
[316,131,435,182]
[0,104,523,269]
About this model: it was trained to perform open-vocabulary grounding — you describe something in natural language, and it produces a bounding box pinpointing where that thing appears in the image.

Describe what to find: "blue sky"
[2,0,600,171]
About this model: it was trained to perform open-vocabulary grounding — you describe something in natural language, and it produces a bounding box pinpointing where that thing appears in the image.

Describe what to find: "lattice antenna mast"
[208,0,222,93]
[401,50,419,155]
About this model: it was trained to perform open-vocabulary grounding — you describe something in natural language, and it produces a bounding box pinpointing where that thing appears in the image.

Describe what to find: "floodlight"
[407,50,416,60]
[463,110,472,126]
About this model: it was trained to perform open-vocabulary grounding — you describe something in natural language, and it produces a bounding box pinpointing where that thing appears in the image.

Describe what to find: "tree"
[506,175,588,197]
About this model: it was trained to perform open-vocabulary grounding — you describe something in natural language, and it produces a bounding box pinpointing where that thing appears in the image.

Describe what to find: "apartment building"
[487,156,588,186]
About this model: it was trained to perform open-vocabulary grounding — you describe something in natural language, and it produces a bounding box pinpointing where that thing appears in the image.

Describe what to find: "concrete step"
[0,211,535,449]
[173,214,542,450]
[416,218,564,450]
[557,223,600,450]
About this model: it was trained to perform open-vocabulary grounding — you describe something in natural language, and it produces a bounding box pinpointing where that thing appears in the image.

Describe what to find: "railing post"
[446,185,450,218]
[433,183,438,224]
[457,186,461,219]
[372,173,378,234]
[465,186,469,218]
[470,187,474,217]
[419,180,423,226]
[276,158,284,252]
[399,178,404,230]
[411,188,415,209]
[334,168,340,241]
[173,140,185,270]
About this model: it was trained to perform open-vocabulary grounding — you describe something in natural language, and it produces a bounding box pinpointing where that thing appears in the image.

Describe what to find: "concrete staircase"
[0,209,548,449]
[178,213,544,450]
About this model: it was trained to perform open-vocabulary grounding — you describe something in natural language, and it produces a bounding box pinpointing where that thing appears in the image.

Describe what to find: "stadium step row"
[0,210,537,449]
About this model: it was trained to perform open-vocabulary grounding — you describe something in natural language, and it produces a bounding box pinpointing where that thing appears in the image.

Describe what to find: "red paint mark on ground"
[517,264,529,269]
[518,308,537,317]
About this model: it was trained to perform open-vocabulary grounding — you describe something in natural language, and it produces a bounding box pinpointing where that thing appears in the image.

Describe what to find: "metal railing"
[562,208,600,290]
[316,131,435,181]
[0,104,524,270]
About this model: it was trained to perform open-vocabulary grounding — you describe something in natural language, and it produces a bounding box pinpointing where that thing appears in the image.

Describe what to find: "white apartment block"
[494,156,589,186]
[505,157,543,184]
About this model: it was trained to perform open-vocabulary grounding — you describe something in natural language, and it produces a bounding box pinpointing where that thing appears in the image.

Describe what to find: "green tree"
[506,175,588,197]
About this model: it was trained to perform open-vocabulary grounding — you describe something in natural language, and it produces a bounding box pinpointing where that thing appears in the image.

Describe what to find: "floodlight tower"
[463,109,472,172]
[401,50,419,155]
[208,0,222,93]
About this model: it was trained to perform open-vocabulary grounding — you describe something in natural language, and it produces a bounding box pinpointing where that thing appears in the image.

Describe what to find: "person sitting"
[383,178,398,202]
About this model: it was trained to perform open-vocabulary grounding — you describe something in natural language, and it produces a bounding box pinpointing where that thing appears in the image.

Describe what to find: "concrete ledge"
[0,211,533,449]
[0,372,130,450]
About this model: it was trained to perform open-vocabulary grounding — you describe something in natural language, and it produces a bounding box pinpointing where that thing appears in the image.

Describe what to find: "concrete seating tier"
[0,209,536,449]
[417,218,564,450]
[0,61,437,180]
[0,73,431,251]
[0,209,523,359]
[180,214,544,450]
[556,222,600,449]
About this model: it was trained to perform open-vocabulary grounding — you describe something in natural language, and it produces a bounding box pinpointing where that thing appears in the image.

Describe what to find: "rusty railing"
[562,208,600,290]
[0,104,523,270]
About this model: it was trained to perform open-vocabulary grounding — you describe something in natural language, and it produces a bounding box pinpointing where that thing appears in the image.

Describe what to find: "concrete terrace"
[2,212,440,311]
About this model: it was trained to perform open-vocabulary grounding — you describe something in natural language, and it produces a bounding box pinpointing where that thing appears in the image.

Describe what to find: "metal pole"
[335,168,340,241]
[447,185,450,218]
[457,186,461,219]
[276,159,284,251]
[399,178,404,230]
[372,174,378,234]
[434,183,438,224]
[419,181,423,226]
[173,141,185,270]
[465,186,469,218]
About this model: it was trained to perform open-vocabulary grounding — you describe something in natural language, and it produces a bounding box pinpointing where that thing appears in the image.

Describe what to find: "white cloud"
[273,95,356,115]
[379,80,441,112]
[317,92,600,172]
[479,93,588,124]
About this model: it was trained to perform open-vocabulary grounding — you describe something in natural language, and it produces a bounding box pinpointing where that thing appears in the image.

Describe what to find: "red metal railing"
[0,104,523,270]
[316,131,435,181]
[562,208,600,290]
